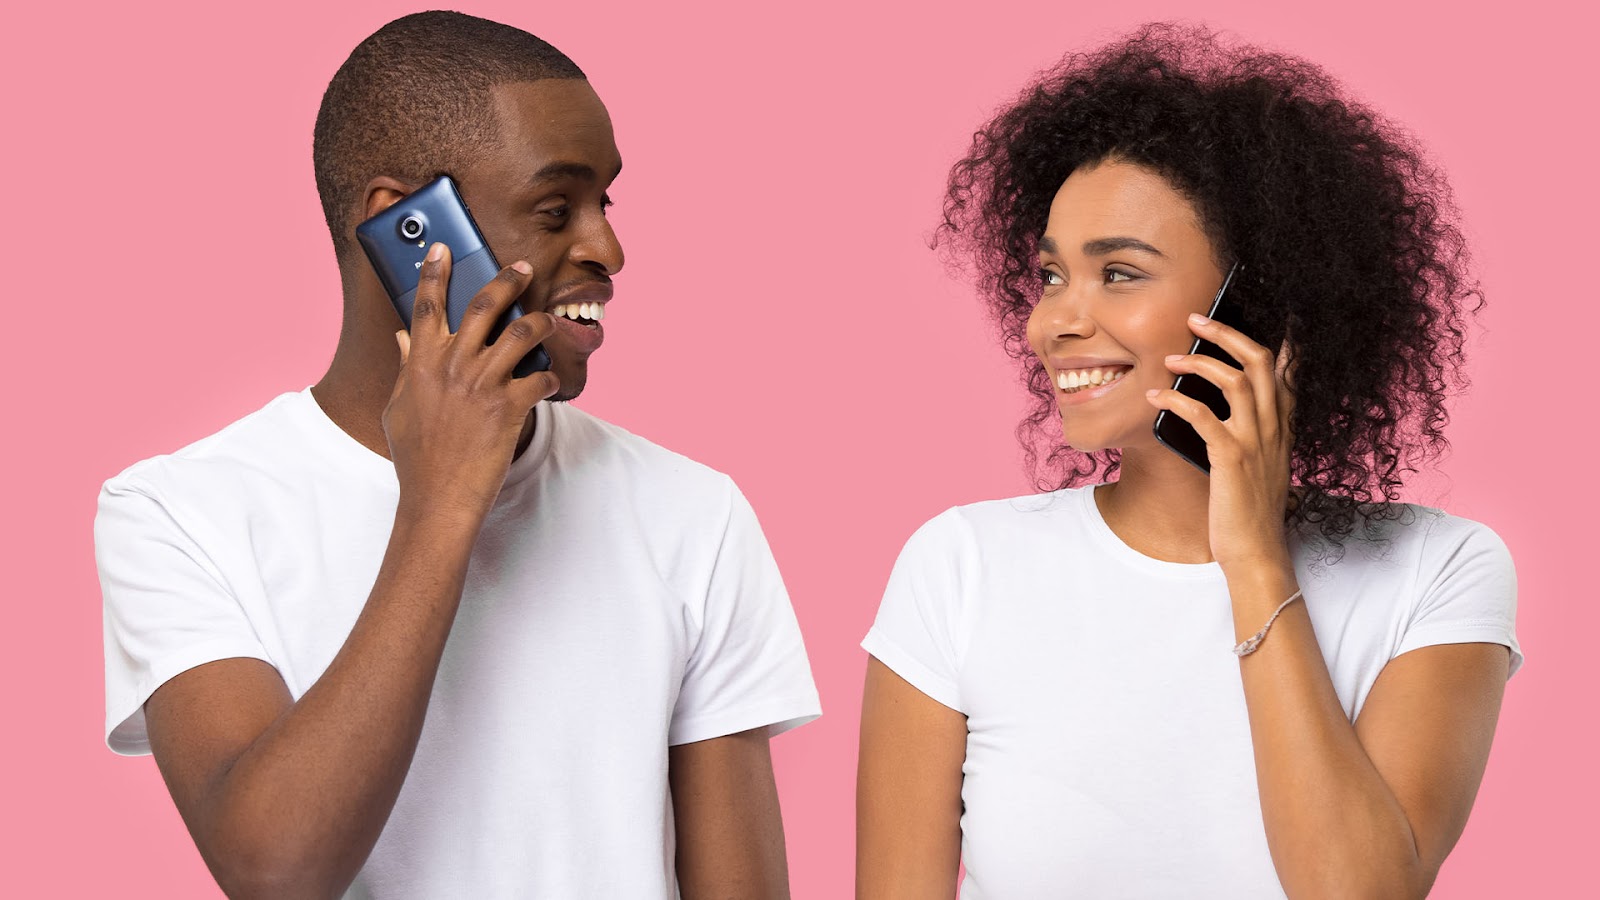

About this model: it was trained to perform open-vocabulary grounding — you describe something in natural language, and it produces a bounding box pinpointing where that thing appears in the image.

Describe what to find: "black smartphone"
[355,175,550,376]
[1152,262,1244,473]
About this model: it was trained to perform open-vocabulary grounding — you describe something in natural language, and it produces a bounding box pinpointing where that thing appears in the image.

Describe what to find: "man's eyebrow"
[529,162,596,184]
[1082,237,1164,257]
[527,160,624,185]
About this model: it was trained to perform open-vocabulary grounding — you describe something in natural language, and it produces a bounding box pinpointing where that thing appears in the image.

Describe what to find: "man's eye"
[543,205,570,219]
[600,193,614,211]
[1039,267,1064,286]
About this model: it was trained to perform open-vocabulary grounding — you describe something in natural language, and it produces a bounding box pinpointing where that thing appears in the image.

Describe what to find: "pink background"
[4,0,1592,895]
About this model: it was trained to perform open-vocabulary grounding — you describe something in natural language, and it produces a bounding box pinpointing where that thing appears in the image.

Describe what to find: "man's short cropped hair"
[312,10,585,259]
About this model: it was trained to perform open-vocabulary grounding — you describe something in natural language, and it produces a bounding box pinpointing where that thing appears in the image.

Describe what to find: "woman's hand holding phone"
[1144,313,1296,578]
[384,242,561,524]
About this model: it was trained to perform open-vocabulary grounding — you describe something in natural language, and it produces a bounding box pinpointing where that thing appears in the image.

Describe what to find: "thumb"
[395,330,412,365]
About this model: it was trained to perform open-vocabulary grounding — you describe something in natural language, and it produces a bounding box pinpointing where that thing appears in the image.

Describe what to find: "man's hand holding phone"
[384,242,560,523]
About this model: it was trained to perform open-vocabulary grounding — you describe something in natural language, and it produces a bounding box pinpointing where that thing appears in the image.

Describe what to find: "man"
[95,11,819,898]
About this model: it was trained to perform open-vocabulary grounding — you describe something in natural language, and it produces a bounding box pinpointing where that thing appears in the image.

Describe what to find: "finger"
[509,369,562,409]
[389,331,411,400]
[1189,312,1277,424]
[411,242,453,347]
[456,260,535,350]
[1275,341,1296,441]
[484,311,556,381]
[1164,353,1258,434]
[1147,387,1235,457]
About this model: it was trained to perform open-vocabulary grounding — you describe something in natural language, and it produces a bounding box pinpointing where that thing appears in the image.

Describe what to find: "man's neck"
[317,273,543,460]
[312,356,539,463]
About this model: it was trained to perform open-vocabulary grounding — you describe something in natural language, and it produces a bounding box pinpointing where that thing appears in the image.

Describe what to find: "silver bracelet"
[1232,589,1304,657]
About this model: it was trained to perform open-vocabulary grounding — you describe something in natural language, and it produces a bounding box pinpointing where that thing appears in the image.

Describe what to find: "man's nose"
[571,214,623,276]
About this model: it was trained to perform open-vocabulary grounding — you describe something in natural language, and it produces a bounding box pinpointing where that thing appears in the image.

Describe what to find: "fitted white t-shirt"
[863,485,1519,899]
[97,388,820,899]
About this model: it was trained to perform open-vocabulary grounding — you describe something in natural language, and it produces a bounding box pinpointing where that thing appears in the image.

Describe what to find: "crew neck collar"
[1076,483,1225,581]
[296,387,554,488]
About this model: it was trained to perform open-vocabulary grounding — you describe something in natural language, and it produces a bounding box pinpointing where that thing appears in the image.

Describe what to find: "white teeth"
[550,303,605,322]
[1056,366,1128,393]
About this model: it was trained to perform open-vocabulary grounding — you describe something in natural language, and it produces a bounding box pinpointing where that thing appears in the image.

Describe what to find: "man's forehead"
[491,80,611,132]
[486,80,619,174]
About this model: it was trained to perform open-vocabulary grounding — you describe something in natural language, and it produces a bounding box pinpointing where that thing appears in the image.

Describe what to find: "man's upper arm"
[97,477,278,748]
[669,728,789,900]
[145,658,293,845]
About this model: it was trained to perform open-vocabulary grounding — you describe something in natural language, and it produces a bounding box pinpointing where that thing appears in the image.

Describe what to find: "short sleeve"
[668,479,820,746]
[1395,514,1522,677]
[861,510,971,713]
[97,478,273,755]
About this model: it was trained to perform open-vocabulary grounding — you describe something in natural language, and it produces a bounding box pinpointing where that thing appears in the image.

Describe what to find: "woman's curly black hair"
[939,23,1480,547]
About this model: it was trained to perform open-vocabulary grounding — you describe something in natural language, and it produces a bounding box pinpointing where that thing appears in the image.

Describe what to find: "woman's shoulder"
[904,486,1095,548]
[1302,502,1510,569]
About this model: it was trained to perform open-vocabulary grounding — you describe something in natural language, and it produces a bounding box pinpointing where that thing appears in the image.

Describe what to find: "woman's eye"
[1039,267,1064,286]
[1105,268,1135,284]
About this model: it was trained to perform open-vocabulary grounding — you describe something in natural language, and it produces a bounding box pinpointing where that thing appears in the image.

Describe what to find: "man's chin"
[547,368,587,403]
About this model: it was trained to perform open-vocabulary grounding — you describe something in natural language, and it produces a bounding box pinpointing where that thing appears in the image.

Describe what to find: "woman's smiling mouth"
[1055,365,1131,394]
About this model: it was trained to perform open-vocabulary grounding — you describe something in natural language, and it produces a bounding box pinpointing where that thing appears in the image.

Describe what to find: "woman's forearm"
[1228,563,1432,900]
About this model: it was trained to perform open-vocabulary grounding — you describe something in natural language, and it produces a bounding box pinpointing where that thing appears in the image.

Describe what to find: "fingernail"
[1190,313,1210,325]
[1165,354,1183,363]
[512,260,532,275]
[1146,389,1160,398]
[426,243,445,261]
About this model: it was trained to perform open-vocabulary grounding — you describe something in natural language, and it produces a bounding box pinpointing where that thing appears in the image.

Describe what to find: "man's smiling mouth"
[549,301,605,327]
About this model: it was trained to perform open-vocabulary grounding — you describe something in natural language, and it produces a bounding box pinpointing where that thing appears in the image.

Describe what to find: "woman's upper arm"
[1353,642,1510,883]
[857,656,967,900]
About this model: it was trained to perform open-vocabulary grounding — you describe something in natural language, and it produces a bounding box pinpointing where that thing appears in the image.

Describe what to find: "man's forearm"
[194,502,481,897]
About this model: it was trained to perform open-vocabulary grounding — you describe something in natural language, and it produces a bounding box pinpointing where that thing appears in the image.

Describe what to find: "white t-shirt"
[98,388,820,899]
[863,485,1519,899]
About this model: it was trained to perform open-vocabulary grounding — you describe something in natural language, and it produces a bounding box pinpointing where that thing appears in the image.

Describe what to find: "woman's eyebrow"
[1083,236,1164,257]
[1036,235,1166,257]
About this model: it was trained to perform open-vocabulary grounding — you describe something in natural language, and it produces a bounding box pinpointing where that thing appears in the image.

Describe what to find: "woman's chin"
[1057,424,1115,454]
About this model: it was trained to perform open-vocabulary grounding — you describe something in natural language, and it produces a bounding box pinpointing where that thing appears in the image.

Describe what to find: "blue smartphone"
[1152,262,1244,473]
[356,175,550,376]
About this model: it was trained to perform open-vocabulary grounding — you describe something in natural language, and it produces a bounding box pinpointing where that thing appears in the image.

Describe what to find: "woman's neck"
[1095,446,1216,564]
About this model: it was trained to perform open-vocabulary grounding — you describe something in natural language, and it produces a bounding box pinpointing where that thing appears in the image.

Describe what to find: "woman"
[857,25,1519,899]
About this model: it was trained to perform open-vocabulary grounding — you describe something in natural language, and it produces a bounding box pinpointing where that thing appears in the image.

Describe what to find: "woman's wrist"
[1222,556,1300,627]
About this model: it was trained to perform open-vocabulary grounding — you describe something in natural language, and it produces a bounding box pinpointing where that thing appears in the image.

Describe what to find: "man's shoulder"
[102,390,315,505]
[548,403,736,498]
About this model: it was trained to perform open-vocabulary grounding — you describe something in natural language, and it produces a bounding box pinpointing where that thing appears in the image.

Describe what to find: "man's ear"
[361,176,419,222]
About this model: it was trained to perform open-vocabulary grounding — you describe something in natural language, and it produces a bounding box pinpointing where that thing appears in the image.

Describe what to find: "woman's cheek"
[1025,303,1049,360]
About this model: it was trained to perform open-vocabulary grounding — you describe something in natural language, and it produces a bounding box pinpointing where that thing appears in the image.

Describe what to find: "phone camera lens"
[399,216,425,241]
